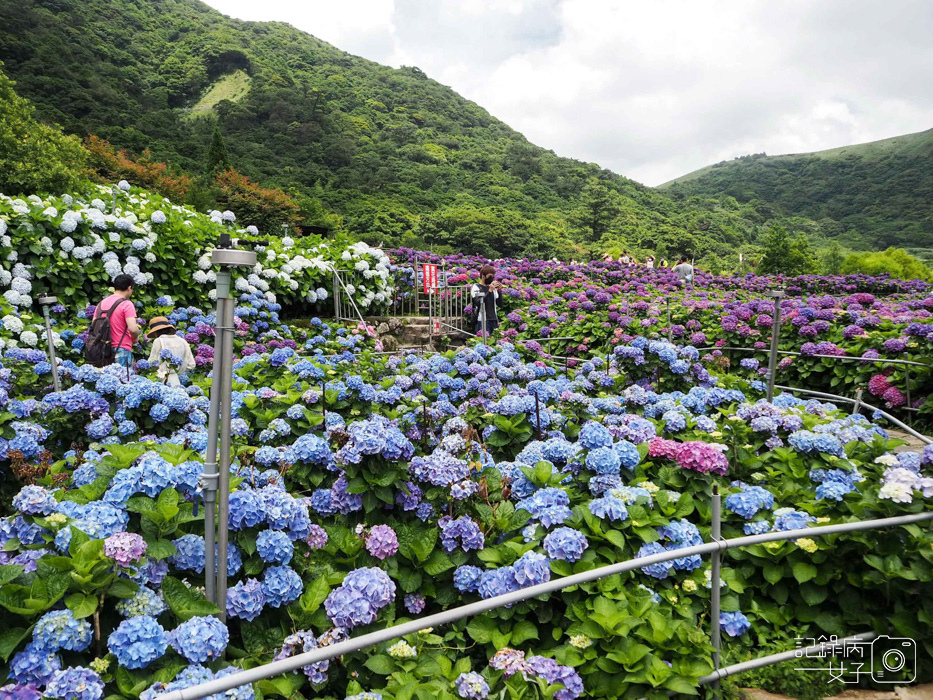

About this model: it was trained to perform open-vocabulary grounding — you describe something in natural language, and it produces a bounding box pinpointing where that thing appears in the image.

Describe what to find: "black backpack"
[84,298,129,367]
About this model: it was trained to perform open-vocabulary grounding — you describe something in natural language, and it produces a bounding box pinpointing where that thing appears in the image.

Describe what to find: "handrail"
[698,631,877,685]
[160,510,933,700]
[698,345,933,370]
[772,384,932,445]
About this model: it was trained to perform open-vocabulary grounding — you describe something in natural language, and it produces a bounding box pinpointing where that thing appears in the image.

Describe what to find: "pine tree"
[205,125,230,174]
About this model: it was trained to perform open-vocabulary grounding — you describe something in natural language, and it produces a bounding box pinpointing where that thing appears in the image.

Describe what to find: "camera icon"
[871,636,916,683]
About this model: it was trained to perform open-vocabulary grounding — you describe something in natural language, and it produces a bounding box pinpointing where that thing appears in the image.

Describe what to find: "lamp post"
[202,234,258,619]
[37,295,61,393]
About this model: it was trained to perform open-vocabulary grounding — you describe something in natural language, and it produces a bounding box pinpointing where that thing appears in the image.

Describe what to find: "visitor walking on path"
[86,274,140,368]
[672,256,694,287]
[470,264,501,340]
[146,316,196,387]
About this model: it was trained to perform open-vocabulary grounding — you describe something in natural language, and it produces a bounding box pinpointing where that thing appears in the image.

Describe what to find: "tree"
[0,66,86,195]
[205,126,230,174]
[757,226,818,276]
[821,242,845,275]
[570,180,621,242]
[213,168,301,234]
[841,248,931,281]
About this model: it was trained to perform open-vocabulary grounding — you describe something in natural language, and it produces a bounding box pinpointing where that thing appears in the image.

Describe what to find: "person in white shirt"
[646,256,655,269]
[146,316,196,387]
[470,264,501,339]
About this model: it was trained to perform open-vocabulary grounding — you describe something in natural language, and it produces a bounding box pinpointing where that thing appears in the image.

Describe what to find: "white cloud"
[206,0,933,185]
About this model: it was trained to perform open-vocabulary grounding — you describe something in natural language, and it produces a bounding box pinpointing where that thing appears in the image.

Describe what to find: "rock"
[381,335,399,352]
[376,322,390,335]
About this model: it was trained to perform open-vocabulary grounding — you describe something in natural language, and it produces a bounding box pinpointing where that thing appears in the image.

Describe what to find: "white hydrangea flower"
[264,291,276,302]
[11,277,31,295]
[306,290,319,303]
[235,278,250,292]
[246,225,259,235]
[2,315,23,334]
[6,251,17,262]
[62,194,73,205]
[0,235,10,247]
[91,198,106,211]
[123,263,140,276]
[118,180,131,191]
[282,236,294,248]
[208,289,217,301]
[193,271,209,284]
[266,250,277,261]
[261,269,278,279]
[133,273,147,286]
[288,280,298,291]
[59,214,78,234]
[19,331,38,346]
[27,195,42,205]
[198,254,212,270]
[104,261,122,277]
[207,271,217,283]
[102,251,118,262]
[0,270,11,286]
[341,251,352,261]
[126,256,140,266]
[316,287,328,300]
[222,210,236,222]
[144,253,156,263]
[0,220,6,236]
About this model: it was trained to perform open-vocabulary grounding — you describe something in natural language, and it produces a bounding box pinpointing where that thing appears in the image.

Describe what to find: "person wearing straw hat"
[147,316,196,387]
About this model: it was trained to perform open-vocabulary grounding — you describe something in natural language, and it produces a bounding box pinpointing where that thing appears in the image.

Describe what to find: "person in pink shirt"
[94,274,140,367]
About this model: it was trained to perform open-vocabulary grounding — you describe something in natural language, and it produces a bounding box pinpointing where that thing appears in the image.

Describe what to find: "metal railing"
[698,344,932,416]
[332,269,366,325]
[160,510,933,700]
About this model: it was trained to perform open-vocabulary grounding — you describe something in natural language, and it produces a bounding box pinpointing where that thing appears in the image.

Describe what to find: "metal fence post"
[766,290,785,401]
[666,298,672,343]
[38,298,62,393]
[852,388,863,416]
[905,364,912,424]
[710,485,723,696]
[414,256,420,317]
[215,281,235,623]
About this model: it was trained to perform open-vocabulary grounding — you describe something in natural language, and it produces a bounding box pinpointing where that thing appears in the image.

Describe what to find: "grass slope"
[186,69,251,119]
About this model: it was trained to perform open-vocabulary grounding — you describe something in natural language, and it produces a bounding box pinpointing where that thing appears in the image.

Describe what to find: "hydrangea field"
[1,183,932,700]
[392,249,933,421]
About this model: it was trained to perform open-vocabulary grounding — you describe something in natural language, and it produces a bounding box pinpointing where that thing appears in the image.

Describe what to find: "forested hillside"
[0,0,817,262]
[661,130,933,258]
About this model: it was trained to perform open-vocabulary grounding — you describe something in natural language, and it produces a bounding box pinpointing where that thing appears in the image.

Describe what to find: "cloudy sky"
[207,0,933,186]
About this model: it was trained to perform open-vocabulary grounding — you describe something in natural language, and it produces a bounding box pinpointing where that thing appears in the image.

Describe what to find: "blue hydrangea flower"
[578,421,613,450]
[108,616,167,670]
[543,527,589,563]
[453,565,484,593]
[226,578,265,621]
[262,565,303,608]
[720,611,751,637]
[585,447,621,475]
[9,642,61,685]
[45,667,104,700]
[116,587,166,618]
[33,610,92,652]
[256,529,294,565]
[169,616,229,663]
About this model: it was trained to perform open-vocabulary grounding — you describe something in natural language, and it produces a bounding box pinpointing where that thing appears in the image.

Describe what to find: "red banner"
[422,264,438,294]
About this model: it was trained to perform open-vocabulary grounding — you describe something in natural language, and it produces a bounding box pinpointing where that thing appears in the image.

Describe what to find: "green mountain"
[660,129,933,258]
[0,0,788,262]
